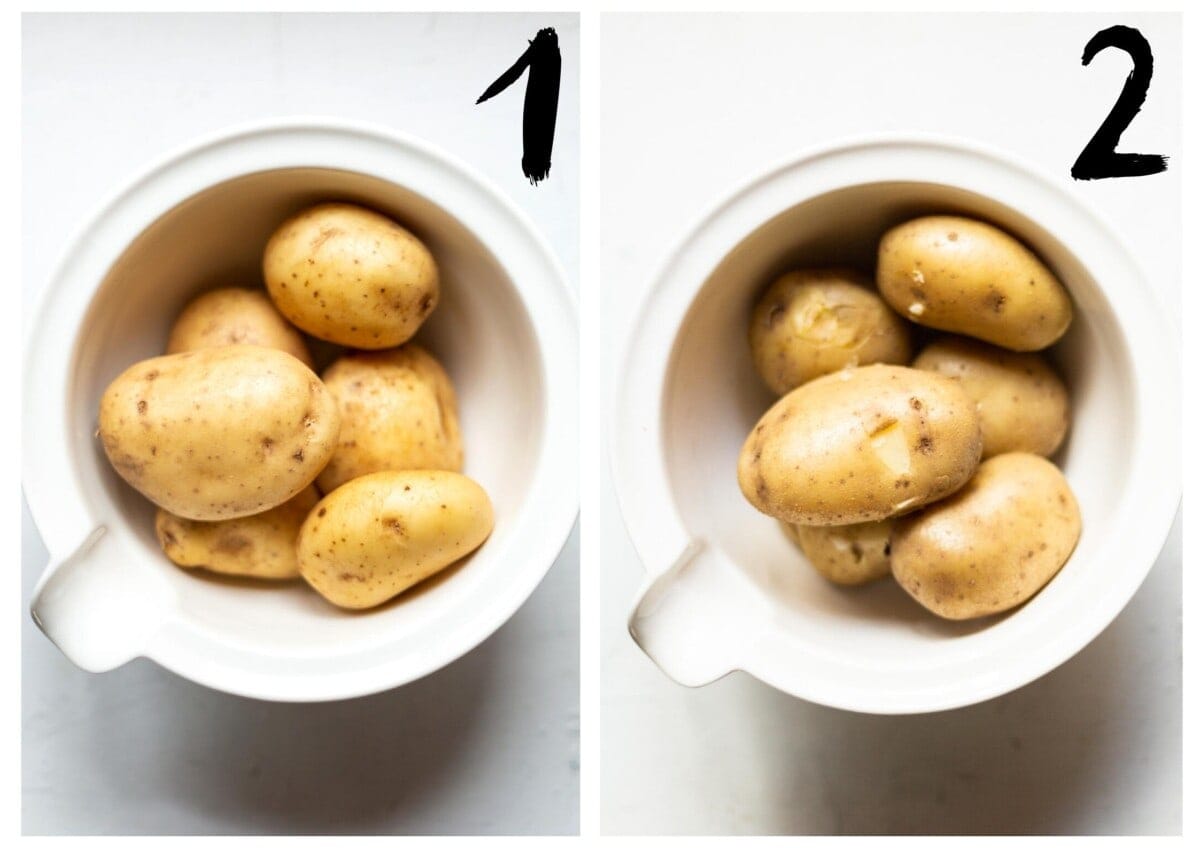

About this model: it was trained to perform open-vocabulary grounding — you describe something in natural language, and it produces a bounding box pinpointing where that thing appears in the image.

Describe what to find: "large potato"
[782,519,893,586]
[749,268,911,394]
[98,346,340,520]
[891,453,1082,620]
[317,345,463,493]
[298,470,493,610]
[738,364,982,525]
[913,336,1069,458]
[877,215,1073,351]
[155,486,319,580]
[263,202,438,349]
[166,287,313,367]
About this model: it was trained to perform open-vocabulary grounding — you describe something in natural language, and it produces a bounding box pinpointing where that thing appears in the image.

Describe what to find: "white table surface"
[22,12,579,836]
[596,13,1180,835]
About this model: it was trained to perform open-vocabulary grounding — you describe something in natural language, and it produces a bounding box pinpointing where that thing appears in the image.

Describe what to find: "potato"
[298,470,493,610]
[749,268,911,394]
[262,202,438,349]
[891,453,1082,620]
[166,287,313,367]
[317,345,463,493]
[155,486,319,580]
[98,345,340,520]
[782,519,893,586]
[877,215,1073,351]
[912,336,1069,458]
[738,364,982,525]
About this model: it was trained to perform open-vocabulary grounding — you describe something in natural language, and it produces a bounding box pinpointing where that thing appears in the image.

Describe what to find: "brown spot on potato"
[215,534,252,554]
[136,400,147,415]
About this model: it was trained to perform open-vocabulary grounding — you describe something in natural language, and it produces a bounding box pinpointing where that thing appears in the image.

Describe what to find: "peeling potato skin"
[782,519,894,586]
[317,344,463,493]
[890,453,1082,620]
[262,202,439,349]
[298,470,494,610]
[97,346,341,520]
[155,486,319,579]
[877,215,1073,351]
[737,364,982,526]
[166,287,313,367]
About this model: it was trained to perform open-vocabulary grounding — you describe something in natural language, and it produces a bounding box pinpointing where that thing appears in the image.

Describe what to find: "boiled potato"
[877,215,1073,351]
[298,470,494,610]
[913,336,1069,458]
[263,202,438,349]
[98,345,340,520]
[155,486,319,580]
[749,268,911,394]
[738,364,982,525]
[891,453,1082,620]
[317,345,463,493]
[166,287,313,367]
[782,519,893,586]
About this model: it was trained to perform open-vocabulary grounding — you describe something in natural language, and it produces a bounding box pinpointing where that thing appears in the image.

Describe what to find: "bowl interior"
[70,167,544,655]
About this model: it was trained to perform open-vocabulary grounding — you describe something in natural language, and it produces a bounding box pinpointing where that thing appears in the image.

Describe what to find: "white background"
[22,12,579,835]
[596,13,1181,835]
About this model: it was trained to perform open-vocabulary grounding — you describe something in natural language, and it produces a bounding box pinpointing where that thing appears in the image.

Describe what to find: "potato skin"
[263,202,438,349]
[298,470,494,610]
[877,215,1073,351]
[317,345,463,493]
[749,268,911,394]
[98,346,341,520]
[891,453,1082,620]
[913,336,1069,458]
[738,364,982,525]
[782,519,893,586]
[166,287,313,367]
[155,486,319,579]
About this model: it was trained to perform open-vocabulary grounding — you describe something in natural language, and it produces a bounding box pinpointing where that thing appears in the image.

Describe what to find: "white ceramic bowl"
[613,136,1179,714]
[24,119,577,702]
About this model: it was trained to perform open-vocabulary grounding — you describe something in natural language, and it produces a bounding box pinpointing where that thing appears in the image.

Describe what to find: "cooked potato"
[317,345,463,493]
[166,287,313,367]
[738,364,982,525]
[891,453,1082,620]
[155,486,319,580]
[913,336,1069,458]
[98,346,340,520]
[877,215,1073,351]
[782,519,893,586]
[749,268,911,394]
[263,202,438,349]
[298,470,493,610]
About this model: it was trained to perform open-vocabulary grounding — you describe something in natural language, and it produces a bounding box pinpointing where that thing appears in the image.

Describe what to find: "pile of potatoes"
[738,215,1082,621]
[98,202,493,611]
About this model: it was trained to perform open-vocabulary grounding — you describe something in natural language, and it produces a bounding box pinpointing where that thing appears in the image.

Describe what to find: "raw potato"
[877,215,1073,351]
[155,486,320,580]
[166,287,313,367]
[782,519,893,586]
[891,453,1082,620]
[98,345,341,520]
[749,268,911,394]
[298,470,494,610]
[738,364,982,525]
[913,336,1069,458]
[263,202,438,349]
[318,345,463,493]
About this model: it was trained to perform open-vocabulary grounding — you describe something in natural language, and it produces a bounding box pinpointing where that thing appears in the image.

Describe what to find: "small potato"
[738,364,982,525]
[891,453,1081,620]
[263,202,438,349]
[318,345,463,493]
[749,268,911,394]
[155,486,320,580]
[782,519,894,586]
[98,346,340,520]
[166,287,313,367]
[298,470,494,610]
[913,336,1069,458]
[877,215,1073,351]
